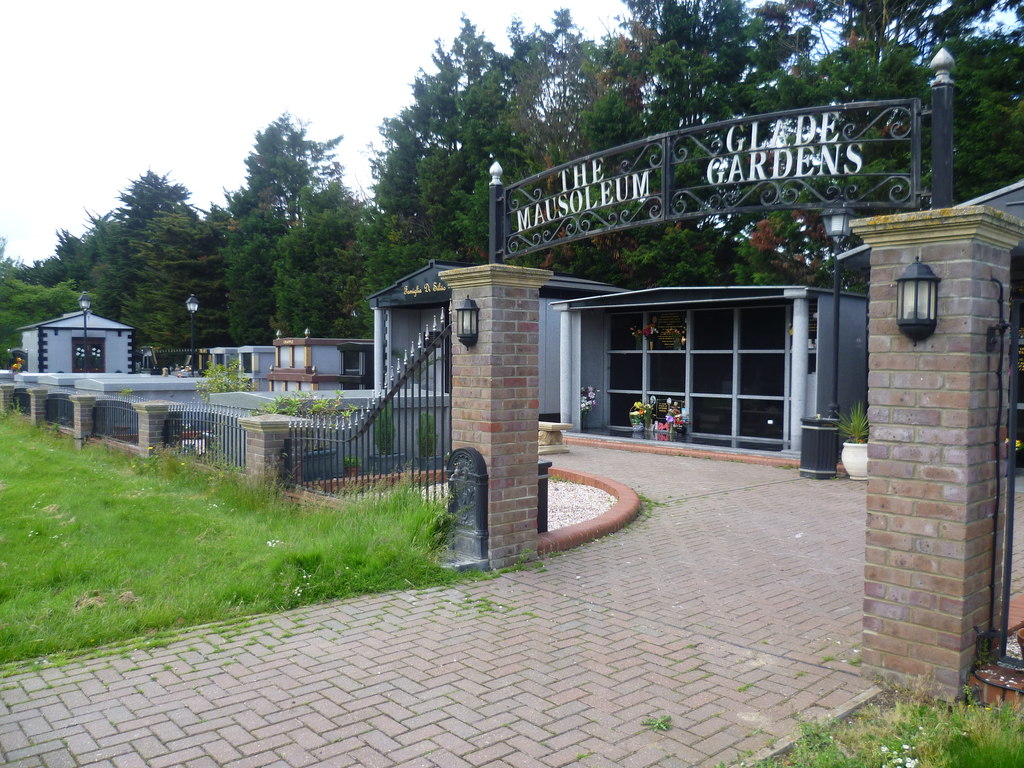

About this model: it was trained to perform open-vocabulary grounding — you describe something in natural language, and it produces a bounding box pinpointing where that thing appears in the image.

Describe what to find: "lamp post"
[185,294,199,375]
[822,209,852,420]
[78,292,91,374]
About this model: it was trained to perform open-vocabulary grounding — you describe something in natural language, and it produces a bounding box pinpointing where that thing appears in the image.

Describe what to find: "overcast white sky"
[0,0,627,265]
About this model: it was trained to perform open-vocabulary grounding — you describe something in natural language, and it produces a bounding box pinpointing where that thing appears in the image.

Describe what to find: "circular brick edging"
[537,468,641,554]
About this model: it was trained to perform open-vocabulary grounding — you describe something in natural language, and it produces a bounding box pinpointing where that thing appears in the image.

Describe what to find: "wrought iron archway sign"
[496,99,922,259]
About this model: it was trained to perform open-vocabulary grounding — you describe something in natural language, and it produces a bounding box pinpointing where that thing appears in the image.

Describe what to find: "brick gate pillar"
[853,206,1024,697]
[440,264,553,570]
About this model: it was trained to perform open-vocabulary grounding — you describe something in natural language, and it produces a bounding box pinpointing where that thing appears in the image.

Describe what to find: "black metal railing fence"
[163,403,247,468]
[92,398,140,445]
[12,387,30,414]
[286,317,452,497]
[44,391,74,427]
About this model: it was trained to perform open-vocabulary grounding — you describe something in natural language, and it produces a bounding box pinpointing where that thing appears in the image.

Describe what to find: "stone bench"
[538,421,574,455]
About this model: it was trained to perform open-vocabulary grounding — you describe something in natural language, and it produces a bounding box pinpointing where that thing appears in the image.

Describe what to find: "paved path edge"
[539,467,641,554]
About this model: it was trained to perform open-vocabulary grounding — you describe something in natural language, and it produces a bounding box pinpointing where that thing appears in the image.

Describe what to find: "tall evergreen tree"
[223,114,355,344]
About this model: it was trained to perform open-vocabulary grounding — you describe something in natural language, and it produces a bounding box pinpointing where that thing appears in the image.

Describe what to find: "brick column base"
[854,206,1024,697]
[440,264,552,569]
[27,387,48,426]
[239,415,292,481]
[0,384,14,411]
[133,401,173,457]
[70,395,97,449]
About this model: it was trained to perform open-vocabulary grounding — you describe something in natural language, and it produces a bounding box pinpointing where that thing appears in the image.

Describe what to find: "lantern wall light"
[456,297,480,347]
[895,257,940,343]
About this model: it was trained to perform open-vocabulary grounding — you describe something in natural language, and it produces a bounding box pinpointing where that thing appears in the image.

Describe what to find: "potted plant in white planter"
[837,402,869,480]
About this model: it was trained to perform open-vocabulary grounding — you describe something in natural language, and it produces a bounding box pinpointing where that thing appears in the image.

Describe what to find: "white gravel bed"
[424,480,615,531]
[547,480,615,530]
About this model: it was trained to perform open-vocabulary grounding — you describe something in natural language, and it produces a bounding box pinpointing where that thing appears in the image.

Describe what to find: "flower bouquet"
[664,400,687,434]
[630,321,658,349]
[580,386,598,428]
[665,328,686,349]
[629,400,652,429]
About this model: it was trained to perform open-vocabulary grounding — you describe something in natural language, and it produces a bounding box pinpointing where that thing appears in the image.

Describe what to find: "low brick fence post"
[133,401,172,457]
[239,415,292,481]
[70,395,97,449]
[0,384,13,411]
[854,206,1024,697]
[27,387,48,426]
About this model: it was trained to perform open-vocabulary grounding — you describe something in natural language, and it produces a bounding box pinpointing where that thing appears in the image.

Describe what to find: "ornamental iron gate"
[285,314,452,497]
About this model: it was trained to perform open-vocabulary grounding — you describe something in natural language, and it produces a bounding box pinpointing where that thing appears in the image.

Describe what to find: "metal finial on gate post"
[488,156,505,265]
[929,46,955,209]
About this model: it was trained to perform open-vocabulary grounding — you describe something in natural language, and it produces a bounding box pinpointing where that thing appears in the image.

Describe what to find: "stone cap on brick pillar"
[238,414,293,434]
[69,394,97,405]
[439,263,553,290]
[851,205,1024,249]
[132,400,174,415]
[26,387,49,395]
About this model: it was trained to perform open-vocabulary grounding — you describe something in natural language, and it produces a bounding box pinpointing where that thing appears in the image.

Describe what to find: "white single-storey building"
[19,311,135,374]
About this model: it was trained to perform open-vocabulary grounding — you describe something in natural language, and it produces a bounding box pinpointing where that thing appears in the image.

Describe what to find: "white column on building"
[373,307,386,392]
[559,306,573,425]
[789,293,809,454]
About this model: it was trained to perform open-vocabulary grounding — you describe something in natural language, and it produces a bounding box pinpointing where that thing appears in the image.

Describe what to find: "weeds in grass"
[0,415,472,665]
[756,682,1024,768]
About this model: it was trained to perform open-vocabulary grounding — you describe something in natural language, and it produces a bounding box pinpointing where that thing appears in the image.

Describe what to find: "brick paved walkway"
[1,445,871,768]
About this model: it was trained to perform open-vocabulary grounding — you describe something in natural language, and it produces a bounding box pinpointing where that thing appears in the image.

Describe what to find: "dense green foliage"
[194,360,254,402]
[7,1,1023,346]
[0,252,79,354]
[0,413,462,664]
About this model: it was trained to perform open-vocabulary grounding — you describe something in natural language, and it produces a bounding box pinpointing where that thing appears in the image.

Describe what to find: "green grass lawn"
[751,684,1024,768]
[0,412,467,665]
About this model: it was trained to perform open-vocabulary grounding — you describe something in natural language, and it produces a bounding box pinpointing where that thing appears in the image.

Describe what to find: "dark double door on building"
[72,338,105,373]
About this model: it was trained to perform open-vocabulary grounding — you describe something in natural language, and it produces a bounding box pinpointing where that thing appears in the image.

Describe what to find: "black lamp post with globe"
[186,294,199,375]
[78,292,91,374]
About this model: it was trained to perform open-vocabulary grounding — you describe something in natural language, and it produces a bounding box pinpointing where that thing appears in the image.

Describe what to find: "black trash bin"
[800,417,839,480]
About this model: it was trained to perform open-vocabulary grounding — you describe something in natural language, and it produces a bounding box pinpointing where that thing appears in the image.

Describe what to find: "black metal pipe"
[997,297,1018,658]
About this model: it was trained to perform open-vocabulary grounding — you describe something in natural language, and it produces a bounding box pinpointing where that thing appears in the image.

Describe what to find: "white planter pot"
[841,441,868,480]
